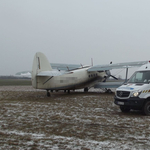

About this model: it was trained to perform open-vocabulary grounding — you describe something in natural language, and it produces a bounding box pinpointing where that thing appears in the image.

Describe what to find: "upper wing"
[88,61,148,72]
[51,63,81,71]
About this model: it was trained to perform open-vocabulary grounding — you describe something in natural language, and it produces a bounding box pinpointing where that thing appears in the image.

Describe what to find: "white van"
[114,62,150,115]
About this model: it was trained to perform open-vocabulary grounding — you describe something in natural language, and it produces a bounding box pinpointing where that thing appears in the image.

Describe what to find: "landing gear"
[105,88,113,93]
[47,90,50,97]
[84,87,89,92]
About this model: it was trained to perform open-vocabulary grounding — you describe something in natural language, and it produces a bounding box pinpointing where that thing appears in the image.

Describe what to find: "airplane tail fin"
[32,52,52,88]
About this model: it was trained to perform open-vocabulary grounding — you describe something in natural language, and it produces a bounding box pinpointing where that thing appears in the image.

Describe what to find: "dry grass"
[0,86,150,149]
[0,79,31,86]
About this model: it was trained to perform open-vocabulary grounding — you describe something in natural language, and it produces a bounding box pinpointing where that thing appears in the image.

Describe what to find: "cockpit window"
[128,71,150,84]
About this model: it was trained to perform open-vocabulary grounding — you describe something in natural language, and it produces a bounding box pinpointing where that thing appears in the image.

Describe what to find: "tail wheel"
[143,101,150,116]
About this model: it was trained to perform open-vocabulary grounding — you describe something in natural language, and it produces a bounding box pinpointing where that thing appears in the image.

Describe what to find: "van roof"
[138,63,150,71]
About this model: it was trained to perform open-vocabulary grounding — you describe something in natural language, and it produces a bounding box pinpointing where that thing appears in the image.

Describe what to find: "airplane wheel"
[84,87,88,92]
[105,89,113,93]
[47,91,50,97]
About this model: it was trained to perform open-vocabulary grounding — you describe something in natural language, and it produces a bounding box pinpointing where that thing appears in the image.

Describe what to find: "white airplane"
[32,52,148,96]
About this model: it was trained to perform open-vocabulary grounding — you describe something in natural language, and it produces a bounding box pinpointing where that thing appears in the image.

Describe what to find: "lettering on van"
[118,87,134,90]
[142,90,150,93]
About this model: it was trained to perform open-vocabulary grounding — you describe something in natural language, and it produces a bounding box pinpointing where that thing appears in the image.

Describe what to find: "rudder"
[32,52,52,88]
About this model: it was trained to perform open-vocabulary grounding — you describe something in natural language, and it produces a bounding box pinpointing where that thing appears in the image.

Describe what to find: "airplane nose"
[105,70,111,76]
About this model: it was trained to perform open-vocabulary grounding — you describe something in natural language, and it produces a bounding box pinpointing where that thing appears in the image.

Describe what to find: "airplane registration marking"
[38,57,40,69]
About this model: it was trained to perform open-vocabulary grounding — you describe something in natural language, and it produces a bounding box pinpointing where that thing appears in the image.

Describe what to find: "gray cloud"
[0,0,150,76]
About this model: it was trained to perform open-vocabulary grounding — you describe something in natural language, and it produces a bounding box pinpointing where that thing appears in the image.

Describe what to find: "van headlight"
[131,90,142,97]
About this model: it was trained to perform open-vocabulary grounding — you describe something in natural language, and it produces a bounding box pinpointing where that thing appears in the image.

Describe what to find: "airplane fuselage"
[35,67,106,90]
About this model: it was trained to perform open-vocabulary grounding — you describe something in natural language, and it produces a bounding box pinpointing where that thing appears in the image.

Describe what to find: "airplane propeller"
[110,74,118,80]
[104,70,118,82]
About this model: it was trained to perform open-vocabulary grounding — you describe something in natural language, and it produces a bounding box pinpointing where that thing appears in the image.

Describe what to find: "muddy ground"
[0,86,150,150]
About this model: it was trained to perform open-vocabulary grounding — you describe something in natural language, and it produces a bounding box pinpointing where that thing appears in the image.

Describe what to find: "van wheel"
[143,101,150,115]
[120,106,130,113]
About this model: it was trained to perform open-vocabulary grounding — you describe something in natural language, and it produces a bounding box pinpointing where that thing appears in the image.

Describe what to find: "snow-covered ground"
[0,86,150,149]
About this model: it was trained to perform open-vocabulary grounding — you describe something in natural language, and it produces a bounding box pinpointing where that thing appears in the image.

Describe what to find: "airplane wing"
[88,61,148,72]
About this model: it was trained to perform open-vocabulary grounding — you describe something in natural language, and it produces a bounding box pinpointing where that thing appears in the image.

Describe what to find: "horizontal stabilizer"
[51,63,81,71]
[37,70,65,77]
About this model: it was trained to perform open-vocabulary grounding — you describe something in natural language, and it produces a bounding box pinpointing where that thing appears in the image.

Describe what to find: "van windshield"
[128,71,150,84]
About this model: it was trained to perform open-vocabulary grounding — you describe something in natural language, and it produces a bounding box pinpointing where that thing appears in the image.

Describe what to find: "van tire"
[120,106,130,113]
[142,101,150,115]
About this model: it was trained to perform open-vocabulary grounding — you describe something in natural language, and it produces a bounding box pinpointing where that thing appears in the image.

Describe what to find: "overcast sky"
[0,0,150,76]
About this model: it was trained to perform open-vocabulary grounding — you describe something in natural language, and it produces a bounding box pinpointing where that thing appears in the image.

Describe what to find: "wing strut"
[125,68,128,83]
